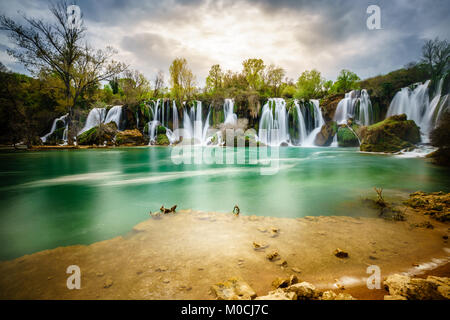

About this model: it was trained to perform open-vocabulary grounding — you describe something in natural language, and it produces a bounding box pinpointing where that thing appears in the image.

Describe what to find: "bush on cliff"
[337,125,360,147]
[359,114,421,153]
[429,111,450,166]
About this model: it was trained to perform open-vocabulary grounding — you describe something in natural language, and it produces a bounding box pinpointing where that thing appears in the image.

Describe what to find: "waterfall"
[258,98,289,146]
[224,99,238,125]
[166,100,179,144]
[182,101,211,145]
[79,108,107,134]
[148,99,161,144]
[104,106,123,130]
[386,79,449,141]
[293,100,308,145]
[302,100,325,147]
[331,134,338,147]
[41,114,69,143]
[335,90,373,126]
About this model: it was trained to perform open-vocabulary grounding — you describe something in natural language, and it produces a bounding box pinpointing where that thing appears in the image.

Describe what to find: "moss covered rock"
[314,121,338,146]
[155,133,170,146]
[337,125,360,147]
[360,114,421,153]
[115,129,148,146]
[77,122,118,146]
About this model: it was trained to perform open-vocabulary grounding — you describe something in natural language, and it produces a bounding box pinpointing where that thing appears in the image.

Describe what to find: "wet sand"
[0,207,448,300]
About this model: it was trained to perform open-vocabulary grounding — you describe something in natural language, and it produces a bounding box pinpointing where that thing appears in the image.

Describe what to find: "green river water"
[0,146,449,261]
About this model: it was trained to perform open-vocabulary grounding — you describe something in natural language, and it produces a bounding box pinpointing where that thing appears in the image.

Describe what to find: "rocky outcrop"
[155,133,170,146]
[115,129,148,146]
[211,278,257,300]
[320,94,345,122]
[404,191,450,222]
[360,114,421,153]
[314,121,338,146]
[77,122,118,146]
[384,274,450,300]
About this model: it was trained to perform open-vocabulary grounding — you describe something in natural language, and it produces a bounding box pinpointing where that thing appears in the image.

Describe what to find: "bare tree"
[153,70,165,98]
[0,1,127,144]
[421,38,450,84]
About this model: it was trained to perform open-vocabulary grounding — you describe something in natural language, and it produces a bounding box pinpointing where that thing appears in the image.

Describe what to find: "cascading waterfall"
[223,98,238,125]
[387,79,449,141]
[302,99,325,147]
[258,98,289,146]
[293,100,307,145]
[165,101,180,144]
[78,106,123,135]
[104,105,123,130]
[79,108,107,134]
[40,113,69,143]
[182,101,211,145]
[148,99,161,144]
[334,89,373,126]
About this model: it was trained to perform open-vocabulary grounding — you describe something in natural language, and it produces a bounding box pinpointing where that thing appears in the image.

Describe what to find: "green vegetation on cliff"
[360,115,421,153]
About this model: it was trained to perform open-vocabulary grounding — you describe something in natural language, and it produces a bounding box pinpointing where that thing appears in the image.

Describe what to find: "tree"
[421,38,450,84]
[264,64,285,96]
[169,58,196,103]
[153,70,165,98]
[120,69,151,105]
[331,69,360,94]
[205,64,223,93]
[242,58,265,91]
[295,69,325,99]
[0,1,127,144]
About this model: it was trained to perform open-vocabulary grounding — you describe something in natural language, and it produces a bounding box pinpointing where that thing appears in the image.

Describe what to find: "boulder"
[320,94,345,121]
[404,191,450,222]
[255,289,297,300]
[211,278,257,300]
[360,114,421,153]
[314,121,338,146]
[286,282,317,300]
[115,129,148,146]
[77,122,117,146]
[384,274,449,300]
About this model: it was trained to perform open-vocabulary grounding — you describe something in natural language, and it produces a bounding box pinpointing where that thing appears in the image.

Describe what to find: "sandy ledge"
[0,207,448,300]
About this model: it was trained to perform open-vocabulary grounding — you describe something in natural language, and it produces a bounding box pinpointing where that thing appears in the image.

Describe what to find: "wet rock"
[255,289,297,300]
[360,114,421,153]
[286,282,317,300]
[384,274,450,300]
[252,242,268,250]
[291,267,302,274]
[211,278,257,300]
[104,278,113,288]
[272,275,298,289]
[334,248,349,258]
[404,192,450,222]
[266,251,280,261]
[155,266,168,272]
[275,260,288,268]
[115,129,148,146]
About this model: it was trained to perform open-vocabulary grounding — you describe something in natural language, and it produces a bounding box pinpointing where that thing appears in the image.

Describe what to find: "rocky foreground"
[0,193,449,300]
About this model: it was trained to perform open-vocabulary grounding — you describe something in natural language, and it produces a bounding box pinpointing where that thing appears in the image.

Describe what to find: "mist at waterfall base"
[1,146,450,261]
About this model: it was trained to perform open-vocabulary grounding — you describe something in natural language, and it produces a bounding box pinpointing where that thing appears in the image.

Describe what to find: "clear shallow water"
[0,147,449,261]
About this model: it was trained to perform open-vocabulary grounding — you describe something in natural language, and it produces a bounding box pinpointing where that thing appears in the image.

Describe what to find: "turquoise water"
[0,147,449,261]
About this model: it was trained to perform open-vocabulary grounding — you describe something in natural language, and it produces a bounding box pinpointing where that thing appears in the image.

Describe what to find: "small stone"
[47,276,53,281]
[257,227,267,233]
[211,278,257,300]
[334,248,349,258]
[443,235,449,240]
[255,289,297,300]
[287,282,317,300]
[156,266,168,272]
[163,279,170,284]
[291,267,301,274]
[369,256,377,260]
[136,270,143,275]
[266,251,280,261]
[253,242,268,250]
[104,278,113,288]
[96,272,104,277]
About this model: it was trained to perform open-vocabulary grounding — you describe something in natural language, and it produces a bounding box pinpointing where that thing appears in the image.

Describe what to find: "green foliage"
[295,69,325,100]
[281,85,297,98]
[337,126,360,147]
[242,58,265,91]
[156,133,170,146]
[157,125,167,135]
[331,69,361,94]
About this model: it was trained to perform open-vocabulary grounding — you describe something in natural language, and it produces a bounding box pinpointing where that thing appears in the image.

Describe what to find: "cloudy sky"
[1,0,449,86]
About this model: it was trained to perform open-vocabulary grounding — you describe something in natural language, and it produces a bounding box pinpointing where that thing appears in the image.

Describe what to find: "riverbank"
[0,202,448,300]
